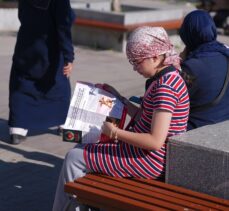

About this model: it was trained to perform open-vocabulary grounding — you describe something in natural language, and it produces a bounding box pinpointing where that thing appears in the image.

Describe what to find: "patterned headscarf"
[126,26,181,70]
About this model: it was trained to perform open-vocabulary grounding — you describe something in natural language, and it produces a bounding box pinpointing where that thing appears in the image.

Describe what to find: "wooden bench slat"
[85,174,229,210]
[75,18,182,31]
[134,177,229,205]
[75,176,196,210]
[81,174,210,210]
[94,174,229,208]
[65,182,168,211]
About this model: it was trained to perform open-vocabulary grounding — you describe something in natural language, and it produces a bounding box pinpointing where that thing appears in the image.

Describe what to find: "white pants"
[52,144,91,211]
[9,127,28,136]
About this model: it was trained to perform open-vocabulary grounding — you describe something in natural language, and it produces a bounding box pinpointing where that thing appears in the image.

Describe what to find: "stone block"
[166,121,229,200]
[72,25,126,52]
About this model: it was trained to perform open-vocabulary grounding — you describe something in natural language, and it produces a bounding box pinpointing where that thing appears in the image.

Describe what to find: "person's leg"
[52,144,90,211]
[9,127,28,145]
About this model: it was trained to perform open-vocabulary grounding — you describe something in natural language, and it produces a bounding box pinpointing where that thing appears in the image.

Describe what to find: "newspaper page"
[63,81,125,143]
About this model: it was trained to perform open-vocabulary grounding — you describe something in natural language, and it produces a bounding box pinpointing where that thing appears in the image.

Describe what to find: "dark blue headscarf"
[179,10,229,58]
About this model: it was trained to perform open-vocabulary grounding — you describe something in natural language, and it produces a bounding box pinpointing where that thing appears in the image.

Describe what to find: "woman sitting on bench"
[179,10,229,130]
[52,26,190,211]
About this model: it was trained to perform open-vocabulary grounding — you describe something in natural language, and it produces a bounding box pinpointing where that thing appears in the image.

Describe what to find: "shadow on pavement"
[0,143,64,211]
[0,118,10,143]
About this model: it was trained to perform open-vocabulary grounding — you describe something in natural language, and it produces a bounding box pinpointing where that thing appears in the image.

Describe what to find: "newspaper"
[63,81,125,143]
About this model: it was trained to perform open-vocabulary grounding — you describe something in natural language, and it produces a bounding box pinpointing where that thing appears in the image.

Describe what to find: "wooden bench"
[64,173,229,211]
[72,18,182,52]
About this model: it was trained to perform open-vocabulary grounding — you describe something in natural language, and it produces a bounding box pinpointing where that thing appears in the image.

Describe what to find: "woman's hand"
[101,121,116,138]
[63,62,73,77]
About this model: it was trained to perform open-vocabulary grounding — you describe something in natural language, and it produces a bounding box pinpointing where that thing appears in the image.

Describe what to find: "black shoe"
[10,134,26,145]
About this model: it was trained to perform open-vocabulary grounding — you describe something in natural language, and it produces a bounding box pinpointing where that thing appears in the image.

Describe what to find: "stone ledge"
[166,121,229,200]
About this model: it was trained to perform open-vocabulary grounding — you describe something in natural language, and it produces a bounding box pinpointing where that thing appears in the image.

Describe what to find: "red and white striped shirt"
[84,67,189,179]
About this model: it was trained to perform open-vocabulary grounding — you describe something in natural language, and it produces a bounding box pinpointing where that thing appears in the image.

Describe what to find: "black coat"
[9,0,75,129]
[182,52,229,130]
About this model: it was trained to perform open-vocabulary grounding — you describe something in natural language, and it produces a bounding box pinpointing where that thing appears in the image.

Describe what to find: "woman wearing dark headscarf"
[9,0,75,144]
[180,10,229,130]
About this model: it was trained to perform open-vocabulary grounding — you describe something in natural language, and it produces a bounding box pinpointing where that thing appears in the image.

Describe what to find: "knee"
[64,146,85,170]
[63,146,87,180]
[65,148,80,168]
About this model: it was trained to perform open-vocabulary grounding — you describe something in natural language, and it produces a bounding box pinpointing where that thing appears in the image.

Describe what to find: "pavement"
[1,2,229,211]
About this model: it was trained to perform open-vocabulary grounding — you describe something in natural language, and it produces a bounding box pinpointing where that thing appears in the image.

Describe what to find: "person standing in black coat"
[9,0,75,144]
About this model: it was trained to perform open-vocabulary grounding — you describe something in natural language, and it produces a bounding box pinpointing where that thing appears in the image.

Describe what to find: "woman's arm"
[102,109,172,151]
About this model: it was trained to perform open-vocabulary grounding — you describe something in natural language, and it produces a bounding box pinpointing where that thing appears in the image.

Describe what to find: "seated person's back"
[179,10,229,130]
